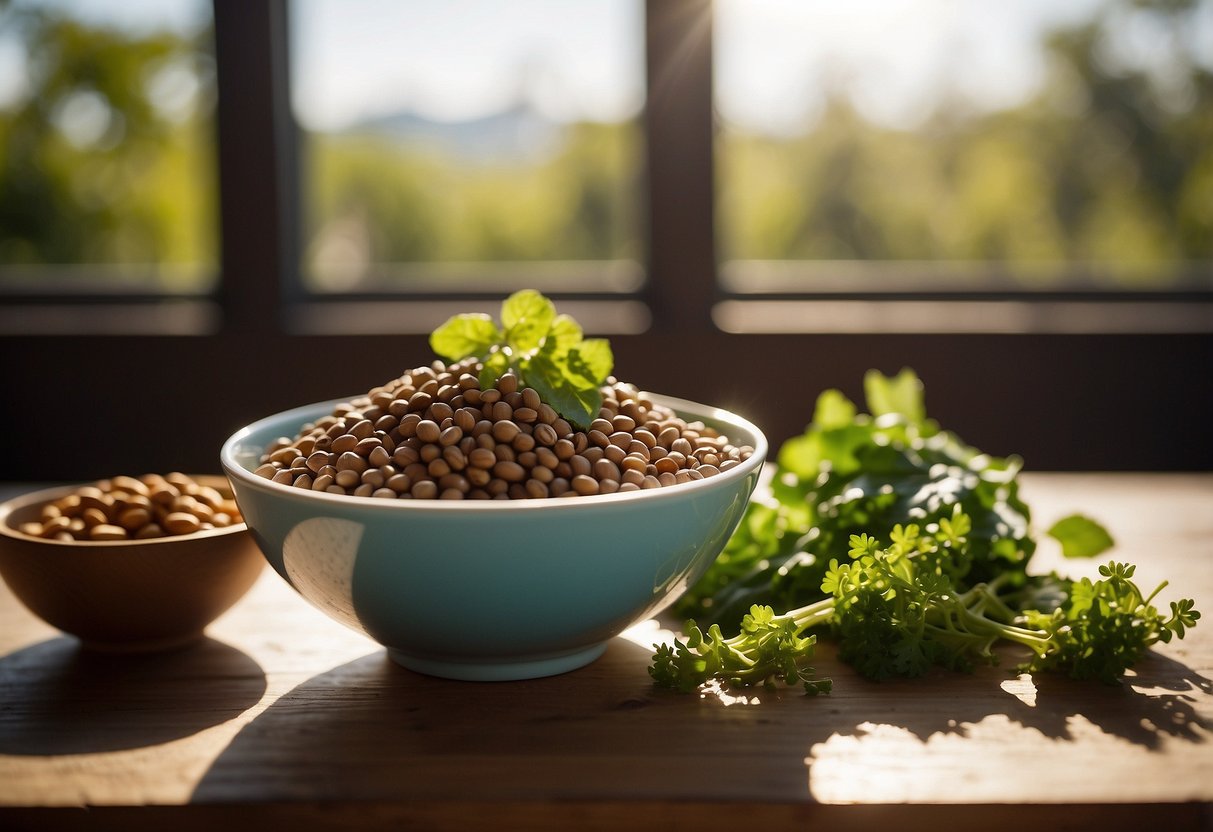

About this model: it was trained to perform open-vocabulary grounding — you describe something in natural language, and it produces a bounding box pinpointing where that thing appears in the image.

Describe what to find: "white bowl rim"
[0,477,250,548]
[220,392,768,513]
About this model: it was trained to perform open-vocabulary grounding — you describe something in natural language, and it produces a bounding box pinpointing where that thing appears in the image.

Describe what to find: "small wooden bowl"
[0,477,264,652]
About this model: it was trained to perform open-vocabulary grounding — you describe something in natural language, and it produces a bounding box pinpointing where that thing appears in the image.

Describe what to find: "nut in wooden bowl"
[0,475,264,652]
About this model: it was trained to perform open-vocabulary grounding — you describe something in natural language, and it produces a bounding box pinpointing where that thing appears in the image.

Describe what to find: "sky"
[289,0,1105,132]
[716,0,1112,134]
[290,0,645,129]
[5,0,1212,134]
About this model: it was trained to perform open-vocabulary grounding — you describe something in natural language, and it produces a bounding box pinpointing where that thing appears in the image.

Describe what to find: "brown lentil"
[254,358,755,501]
[571,474,599,496]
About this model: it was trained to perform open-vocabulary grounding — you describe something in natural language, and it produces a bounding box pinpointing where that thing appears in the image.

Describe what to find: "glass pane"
[290,0,645,292]
[0,0,217,292]
[716,0,1213,290]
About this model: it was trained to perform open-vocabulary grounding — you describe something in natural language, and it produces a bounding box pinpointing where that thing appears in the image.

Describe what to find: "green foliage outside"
[718,2,1213,281]
[0,2,217,289]
[0,0,1208,292]
[302,120,641,287]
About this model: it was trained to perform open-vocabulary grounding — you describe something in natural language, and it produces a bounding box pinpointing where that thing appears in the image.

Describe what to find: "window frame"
[0,0,1210,480]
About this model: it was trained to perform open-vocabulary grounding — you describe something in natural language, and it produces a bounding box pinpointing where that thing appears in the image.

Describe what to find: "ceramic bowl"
[220,394,766,681]
[0,477,264,651]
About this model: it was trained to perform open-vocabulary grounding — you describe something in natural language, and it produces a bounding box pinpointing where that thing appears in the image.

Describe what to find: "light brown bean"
[494,460,526,482]
[163,512,202,535]
[571,475,599,496]
[89,524,128,541]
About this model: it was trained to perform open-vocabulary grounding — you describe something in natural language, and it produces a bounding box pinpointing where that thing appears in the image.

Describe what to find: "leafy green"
[428,313,502,361]
[653,368,1197,694]
[1019,562,1201,684]
[652,516,1200,692]
[649,603,834,695]
[500,289,556,352]
[677,368,1036,628]
[1047,514,1116,559]
[429,290,614,429]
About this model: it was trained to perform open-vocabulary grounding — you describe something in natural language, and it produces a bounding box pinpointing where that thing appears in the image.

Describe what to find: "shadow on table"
[0,636,266,755]
[193,632,1208,806]
[797,641,1211,750]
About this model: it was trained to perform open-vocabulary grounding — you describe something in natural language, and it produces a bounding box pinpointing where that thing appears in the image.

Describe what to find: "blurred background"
[0,0,1210,478]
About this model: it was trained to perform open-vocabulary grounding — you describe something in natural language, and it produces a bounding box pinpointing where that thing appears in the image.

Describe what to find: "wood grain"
[1,474,1210,831]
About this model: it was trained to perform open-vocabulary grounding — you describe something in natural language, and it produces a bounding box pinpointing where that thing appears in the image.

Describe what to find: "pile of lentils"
[255,359,755,501]
[19,473,244,541]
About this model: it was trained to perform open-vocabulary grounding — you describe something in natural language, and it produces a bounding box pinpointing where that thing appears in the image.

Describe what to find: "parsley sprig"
[652,516,1200,692]
[1019,562,1202,684]
[429,290,613,430]
[653,369,1200,693]
[650,604,834,695]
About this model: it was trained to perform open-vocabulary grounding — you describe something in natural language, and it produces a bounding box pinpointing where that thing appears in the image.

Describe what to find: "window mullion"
[213,0,300,334]
[645,0,717,333]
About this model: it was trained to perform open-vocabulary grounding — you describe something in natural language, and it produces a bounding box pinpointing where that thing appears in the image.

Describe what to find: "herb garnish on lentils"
[430,289,614,431]
[254,291,754,500]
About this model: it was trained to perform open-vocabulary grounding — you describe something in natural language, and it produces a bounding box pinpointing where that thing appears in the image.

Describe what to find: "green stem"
[788,597,837,633]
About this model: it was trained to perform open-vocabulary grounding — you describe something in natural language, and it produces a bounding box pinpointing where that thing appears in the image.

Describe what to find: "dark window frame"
[0,0,1210,480]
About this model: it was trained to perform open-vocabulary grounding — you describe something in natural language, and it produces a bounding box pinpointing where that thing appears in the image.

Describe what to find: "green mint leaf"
[1047,514,1116,559]
[501,289,556,353]
[546,314,584,355]
[567,338,613,385]
[524,350,601,430]
[427,289,613,429]
[429,313,503,362]
[864,367,925,423]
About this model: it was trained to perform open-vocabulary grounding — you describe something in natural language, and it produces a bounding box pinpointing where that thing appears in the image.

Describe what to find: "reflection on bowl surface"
[221,394,766,681]
[0,477,264,651]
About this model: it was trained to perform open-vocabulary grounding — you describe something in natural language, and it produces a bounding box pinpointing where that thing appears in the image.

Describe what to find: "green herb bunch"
[430,290,613,430]
[676,369,1108,628]
[650,604,834,695]
[1019,562,1201,684]
[652,515,1200,692]
[653,368,1199,693]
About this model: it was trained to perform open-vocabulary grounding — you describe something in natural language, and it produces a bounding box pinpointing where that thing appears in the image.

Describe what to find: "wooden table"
[1,474,1211,831]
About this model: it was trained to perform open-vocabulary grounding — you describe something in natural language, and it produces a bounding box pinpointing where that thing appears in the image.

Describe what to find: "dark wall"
[3,331,1209,481]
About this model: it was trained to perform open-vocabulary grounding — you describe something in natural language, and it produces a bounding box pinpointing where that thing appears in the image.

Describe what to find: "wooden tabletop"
[1,473,1211,831]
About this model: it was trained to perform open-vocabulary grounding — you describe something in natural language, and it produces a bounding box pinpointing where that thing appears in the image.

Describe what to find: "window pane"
[0,0,217,292]
[716,0,1213,289]
[290,0,645,292]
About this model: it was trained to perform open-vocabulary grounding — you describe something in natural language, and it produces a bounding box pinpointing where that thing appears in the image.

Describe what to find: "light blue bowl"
[220,394,766,681]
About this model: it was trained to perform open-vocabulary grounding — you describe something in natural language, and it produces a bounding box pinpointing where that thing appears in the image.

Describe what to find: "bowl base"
[388,642,607,682]
[79,630,206,654]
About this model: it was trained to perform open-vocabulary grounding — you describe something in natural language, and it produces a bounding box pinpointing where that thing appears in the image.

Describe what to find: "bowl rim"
[220,392,768,512]
[0,475,250,548]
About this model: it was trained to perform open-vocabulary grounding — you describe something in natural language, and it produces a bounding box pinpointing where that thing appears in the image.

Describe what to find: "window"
[289,0,644,297]
[0,0,217,295]
[714,0,1213,333]
[2,0,1210,481]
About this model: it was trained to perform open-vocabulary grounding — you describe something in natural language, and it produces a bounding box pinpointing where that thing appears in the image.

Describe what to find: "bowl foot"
[387,642,608,681]
[78,630,206,654]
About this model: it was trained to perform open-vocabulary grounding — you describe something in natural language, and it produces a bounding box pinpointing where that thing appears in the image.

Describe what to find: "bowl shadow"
[192,628,1209,806]
[193,635,822,803]
[0,636,267,756]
